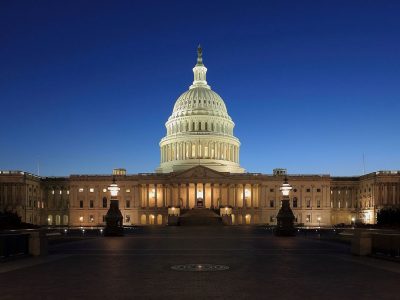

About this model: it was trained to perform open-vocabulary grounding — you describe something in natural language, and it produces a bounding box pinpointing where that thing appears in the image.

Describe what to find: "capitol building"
[1,47,399,227]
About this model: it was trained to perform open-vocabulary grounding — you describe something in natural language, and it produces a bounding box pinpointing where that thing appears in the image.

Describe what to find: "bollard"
[351,230,371,256]
[29,231,48,256]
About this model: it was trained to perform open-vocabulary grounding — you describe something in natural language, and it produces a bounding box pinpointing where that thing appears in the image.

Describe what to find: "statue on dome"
[197,44,202,58]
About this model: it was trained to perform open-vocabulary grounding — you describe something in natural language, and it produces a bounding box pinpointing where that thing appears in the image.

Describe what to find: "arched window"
[157,214,163,225]
[245,214,251,224]
[198,122,201,131]
[149,214,155,225]
[140,214,147,225]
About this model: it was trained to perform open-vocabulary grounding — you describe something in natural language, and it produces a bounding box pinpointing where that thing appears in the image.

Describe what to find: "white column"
[154,184,158,208]
[186,183,189,208]
[211,184,214,207]
[146,184,149,208]
[250,184,254,208]
[243,184,246,208]
[178,184,181,206]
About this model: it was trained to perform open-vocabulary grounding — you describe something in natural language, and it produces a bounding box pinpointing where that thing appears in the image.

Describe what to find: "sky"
[0,0,399,176]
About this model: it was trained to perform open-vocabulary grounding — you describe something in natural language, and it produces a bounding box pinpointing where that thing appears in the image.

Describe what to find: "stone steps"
[179,209,223,226]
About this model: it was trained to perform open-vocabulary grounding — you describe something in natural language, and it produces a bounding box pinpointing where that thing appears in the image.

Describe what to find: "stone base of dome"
[156,160,245,174]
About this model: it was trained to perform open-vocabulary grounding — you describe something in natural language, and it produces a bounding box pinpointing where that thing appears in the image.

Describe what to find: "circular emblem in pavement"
[171,264,229,272]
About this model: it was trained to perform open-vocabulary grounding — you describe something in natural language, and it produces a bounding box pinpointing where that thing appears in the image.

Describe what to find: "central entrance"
[196,198,204,208]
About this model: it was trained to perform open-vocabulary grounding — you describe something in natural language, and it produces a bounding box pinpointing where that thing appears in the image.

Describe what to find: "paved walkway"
[0,227,399,299]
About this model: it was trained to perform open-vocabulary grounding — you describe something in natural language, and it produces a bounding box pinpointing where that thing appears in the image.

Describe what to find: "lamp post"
[317,216,321,228]
[275,177,296,236]
[104,177,124,236]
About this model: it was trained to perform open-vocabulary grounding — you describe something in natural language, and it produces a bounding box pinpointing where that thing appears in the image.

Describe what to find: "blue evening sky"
[1,0,399,176]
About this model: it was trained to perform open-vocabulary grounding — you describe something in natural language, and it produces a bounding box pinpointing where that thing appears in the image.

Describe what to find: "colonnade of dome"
[161,141,239,163]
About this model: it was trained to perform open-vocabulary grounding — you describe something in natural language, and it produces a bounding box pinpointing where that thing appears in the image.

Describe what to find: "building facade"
[1,48,399,227]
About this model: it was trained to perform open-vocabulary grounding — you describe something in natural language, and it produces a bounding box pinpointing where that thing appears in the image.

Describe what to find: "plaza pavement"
[0,226,399,300]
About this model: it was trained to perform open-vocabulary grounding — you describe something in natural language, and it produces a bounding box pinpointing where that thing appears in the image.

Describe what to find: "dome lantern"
[191,44,209,89]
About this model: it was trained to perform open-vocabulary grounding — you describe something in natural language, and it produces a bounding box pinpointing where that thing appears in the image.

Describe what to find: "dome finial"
[197,44,203,65]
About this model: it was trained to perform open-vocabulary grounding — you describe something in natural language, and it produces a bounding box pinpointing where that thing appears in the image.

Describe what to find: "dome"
[156,46,245,174]
[170,87,230,120]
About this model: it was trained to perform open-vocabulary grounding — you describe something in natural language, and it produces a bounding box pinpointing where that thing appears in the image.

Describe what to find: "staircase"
[179,209,223,226]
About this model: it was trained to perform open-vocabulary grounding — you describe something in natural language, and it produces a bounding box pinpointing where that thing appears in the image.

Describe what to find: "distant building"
[1,48,399,226]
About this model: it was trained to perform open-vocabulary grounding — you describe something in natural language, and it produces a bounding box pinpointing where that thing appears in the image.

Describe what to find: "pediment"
[172,166,228,179]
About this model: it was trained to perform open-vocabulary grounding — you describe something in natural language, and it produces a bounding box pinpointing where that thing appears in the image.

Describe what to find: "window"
[89,215,94,222]
[126,200,130,208]
[90,200,94,208]
[126,189,131,193]
[125,215,131,223]
[306,199,311,208]
[67,190,70,195]
[89,188,94,193]
[102,215,106,222]
[306,188,311,193]
[270,189,274,193]
[317,199,321,208]
[293,189,297,192]
[293,197,298,208]
[269,200,274,208]
[59,190,62,195]
[269,216,274,222]
[306,214,311,222]
[79,188,84,192]
[317,189,321,192]
[102,197,107,208]
[52,190,55,194]
[79,200,83,208]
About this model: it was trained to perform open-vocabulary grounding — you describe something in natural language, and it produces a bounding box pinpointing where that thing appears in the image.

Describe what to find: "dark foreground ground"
[0,226,399,300]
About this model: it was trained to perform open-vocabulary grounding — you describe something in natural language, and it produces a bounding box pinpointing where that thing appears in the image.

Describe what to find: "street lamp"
[108,180,120,197]
[104,176,124,236]
[275,177,296,236]
[351,216,355,227]
[317,216,321,228]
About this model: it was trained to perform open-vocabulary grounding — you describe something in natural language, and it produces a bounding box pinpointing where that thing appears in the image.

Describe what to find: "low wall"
[0,230,48,259]
[372,233,400,257]
[351,229,400,257]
